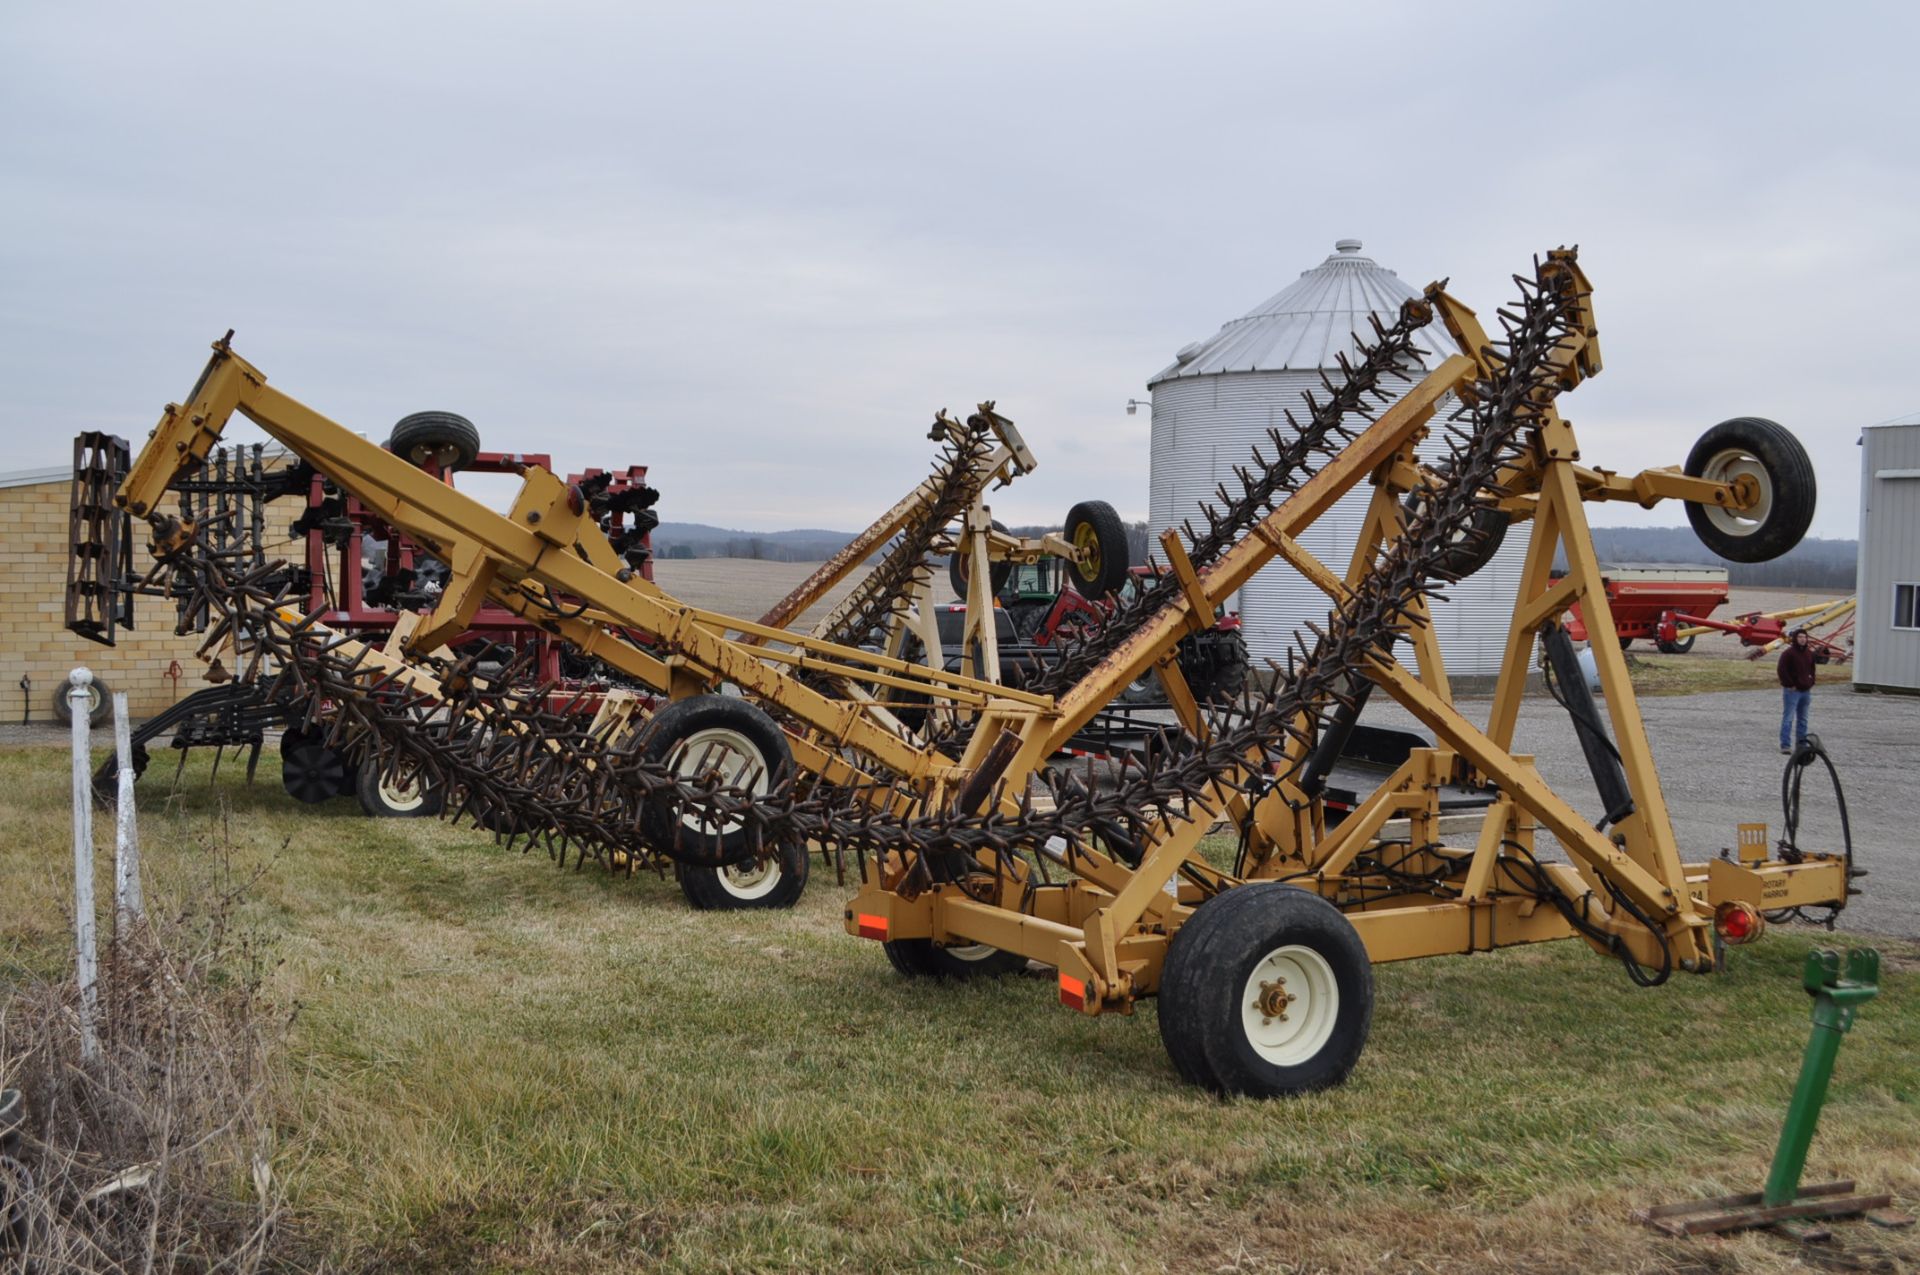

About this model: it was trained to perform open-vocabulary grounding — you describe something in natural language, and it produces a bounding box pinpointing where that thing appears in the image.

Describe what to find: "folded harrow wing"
[76,245,1852,1094]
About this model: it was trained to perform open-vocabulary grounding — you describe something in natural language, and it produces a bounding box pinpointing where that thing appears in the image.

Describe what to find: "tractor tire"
[883,938,1028,980]
[1063,500,1131,599]
[1682,418,1816,563]
[49,677,111,727]
[1404,460,1509,580]
[1655,634,1696,655]
[1156,883,1373,1097]
[1179,629,1250,705]
[1120,669,1165,705]
[281,726,350,804]
[387,411,481,472]
[637,694,794,868]
[355,757,445,818]
[948,519,1012,601]
[677,838,810,911]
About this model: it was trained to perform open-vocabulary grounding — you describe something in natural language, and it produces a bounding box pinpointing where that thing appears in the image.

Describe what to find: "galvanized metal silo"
[1147,240,1525,678]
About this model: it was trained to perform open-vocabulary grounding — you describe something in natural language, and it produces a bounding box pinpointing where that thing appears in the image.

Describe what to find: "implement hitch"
[1636,949,1910,1239]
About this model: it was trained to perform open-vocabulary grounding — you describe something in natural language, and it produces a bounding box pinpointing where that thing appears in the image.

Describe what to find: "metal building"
[1146,240,1526,676]
[1854,418,1920,693]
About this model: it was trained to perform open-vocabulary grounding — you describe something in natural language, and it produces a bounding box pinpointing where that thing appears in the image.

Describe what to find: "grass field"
[3,746,1916,1273]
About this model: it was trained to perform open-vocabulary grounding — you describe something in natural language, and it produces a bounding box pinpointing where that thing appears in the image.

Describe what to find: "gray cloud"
[3,0,1912,538]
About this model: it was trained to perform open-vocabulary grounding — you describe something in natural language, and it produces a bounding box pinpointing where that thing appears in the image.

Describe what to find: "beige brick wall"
[0,476,301,723]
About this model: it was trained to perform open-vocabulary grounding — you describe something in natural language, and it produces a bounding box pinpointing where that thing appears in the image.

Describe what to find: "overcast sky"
[4,1,1914,539]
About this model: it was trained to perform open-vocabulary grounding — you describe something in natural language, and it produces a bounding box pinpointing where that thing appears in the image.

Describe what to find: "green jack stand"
[1637,949,1913,1238]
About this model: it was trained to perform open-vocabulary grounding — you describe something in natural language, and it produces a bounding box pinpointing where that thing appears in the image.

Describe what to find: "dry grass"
[1,745,1915,1273]
[1,840,287,1271]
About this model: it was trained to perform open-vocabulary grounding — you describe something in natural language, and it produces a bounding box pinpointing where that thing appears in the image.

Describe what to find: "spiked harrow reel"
[75,244,1853,1094]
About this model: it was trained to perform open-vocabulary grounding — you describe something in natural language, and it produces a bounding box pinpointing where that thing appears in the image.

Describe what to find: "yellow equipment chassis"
[98,246,1850,1094]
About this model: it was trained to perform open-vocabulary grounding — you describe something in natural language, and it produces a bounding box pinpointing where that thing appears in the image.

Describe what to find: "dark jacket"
[1778,642,1817,691]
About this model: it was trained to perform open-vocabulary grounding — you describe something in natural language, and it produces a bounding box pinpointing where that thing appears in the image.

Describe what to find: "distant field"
[2,749,1914,1272]
[651,557,958,632]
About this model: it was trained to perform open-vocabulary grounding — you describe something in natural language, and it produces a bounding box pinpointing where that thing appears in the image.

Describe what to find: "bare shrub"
[1,855,290,1273]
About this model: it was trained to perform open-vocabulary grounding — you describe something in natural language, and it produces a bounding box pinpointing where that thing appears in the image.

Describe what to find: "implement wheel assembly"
[639,694,795,877]
[281,726,349,804]
[356,757,444,818]
[678,839,809,910]
[884,938,1028,980]
[1064,499,1131,599]
[1683,417,1816,563]
[387,411,481,472]
[1157,884,1373,1097]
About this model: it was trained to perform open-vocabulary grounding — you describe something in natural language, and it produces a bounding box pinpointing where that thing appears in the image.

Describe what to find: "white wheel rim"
[1699,447,1774,538]
[716,857,783,900]
[1241,944,1339,1068]
[665,725,770,836]
[942,943,998,962]
[378,769,428,813]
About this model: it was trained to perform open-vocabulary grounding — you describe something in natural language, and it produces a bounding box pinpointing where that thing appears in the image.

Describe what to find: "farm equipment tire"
[281,727,349,804]
[1618,636,1633,651]
[356,757,445,818]
[1179,629,1250,704]
[1655,634,1696,655]
[883,938,1028,980]
[1156,883,1373,1097]
[678,839,810,910]
[1064,500,1131,599]
[948,519,1012,601]
[49,677,111,727]
[1404,460,1509,580]
[1682,417,1816,563]
[387,411,481,472]
[1120,669,1164,705]
[637,694,794,868]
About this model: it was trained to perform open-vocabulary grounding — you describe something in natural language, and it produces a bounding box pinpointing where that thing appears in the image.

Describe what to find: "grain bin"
[1147,239,1525,677]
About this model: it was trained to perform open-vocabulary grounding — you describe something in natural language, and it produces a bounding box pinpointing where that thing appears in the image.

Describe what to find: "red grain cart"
[1562,563,1729,653]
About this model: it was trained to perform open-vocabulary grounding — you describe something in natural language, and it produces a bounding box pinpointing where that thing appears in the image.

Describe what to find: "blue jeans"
[1780,688,1810,749]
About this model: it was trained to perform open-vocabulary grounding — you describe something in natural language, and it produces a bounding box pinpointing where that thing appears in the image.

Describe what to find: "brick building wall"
[0,466,298,723]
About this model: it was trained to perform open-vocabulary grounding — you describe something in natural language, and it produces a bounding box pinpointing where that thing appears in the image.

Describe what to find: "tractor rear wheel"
[388,411,481,472]
[883,938,1028,979]
[1063,500,1131,599]
[1179,629,1250,704]
[1156,883,1373,1097]
[1683,418,1816,563]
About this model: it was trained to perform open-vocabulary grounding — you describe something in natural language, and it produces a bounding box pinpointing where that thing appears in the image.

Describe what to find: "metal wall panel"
[1855,423,1920,691]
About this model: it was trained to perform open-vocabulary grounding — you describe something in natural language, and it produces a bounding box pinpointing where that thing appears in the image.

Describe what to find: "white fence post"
[68,668,100,1063]
[113,691,143,928]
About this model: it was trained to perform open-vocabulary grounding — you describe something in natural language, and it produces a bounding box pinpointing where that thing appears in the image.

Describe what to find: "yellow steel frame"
[842,261,1846,1010]
[113,266,1847,1017]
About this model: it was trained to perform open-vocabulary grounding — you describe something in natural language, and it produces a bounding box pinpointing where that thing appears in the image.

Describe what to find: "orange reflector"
[855,913,889,941]
[1058,974,1087,1011]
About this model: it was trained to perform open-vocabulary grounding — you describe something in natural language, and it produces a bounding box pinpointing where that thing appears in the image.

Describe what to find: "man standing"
[1777,627,1817,754]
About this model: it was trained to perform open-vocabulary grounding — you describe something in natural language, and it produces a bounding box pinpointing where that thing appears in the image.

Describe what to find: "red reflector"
[855,913,889,941]
[1058,974,1087,1010]
[1713,901,1764,946]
